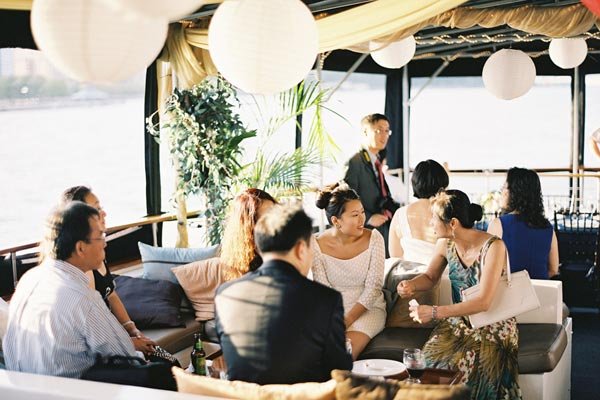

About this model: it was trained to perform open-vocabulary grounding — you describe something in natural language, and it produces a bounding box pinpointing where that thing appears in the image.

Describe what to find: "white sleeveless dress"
[311,230,386,338]
[391,206,436,265]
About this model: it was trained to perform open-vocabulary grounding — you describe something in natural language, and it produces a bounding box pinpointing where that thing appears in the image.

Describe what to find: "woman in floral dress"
[398,190,521,400]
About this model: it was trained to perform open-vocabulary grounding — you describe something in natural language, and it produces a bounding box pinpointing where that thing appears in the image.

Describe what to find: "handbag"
[461,248,540,329]
[81,354,177,391]
[147,345,181,368]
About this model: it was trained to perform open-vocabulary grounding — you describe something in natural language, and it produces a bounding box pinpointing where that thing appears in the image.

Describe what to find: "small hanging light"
[369,36,416,69]
[482,49,536,100]
[549,38,588,69]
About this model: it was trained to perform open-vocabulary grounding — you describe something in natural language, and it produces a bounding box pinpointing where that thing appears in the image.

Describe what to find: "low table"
[388,368,463,385]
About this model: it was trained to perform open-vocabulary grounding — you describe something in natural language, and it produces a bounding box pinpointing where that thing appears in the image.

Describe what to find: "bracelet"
[122,320,135,328]
[432,305,438,321]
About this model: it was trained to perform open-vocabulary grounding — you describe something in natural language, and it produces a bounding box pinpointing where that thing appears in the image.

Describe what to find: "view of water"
[1,54,600,249]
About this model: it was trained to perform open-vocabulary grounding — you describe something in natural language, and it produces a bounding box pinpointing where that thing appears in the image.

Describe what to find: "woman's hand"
[409,304,433,325]
[132,336,156,355]
[397,280,415,298]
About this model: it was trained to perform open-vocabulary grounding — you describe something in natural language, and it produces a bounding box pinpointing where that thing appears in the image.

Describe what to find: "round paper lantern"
[31,0,168,85]
[549,38,588,69]
[101,0,205,21]
[482,49,536,100]
[208,0,318,95]
[369,36,416,69]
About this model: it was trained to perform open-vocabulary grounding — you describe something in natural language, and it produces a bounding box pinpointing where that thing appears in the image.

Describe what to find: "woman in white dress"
[389,159,449,264]
[312,182,386,360]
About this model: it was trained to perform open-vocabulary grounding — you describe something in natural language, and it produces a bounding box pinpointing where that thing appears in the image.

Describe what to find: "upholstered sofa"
[361,259,572,400]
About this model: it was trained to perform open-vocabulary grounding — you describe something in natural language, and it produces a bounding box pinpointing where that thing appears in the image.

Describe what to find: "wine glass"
[403,348,425,384]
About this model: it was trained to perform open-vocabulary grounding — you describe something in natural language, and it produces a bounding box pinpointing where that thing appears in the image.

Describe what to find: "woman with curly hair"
[487,167,558,279]
[220,188,277,281]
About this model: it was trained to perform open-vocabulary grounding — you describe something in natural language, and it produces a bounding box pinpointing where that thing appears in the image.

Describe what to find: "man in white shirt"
[3,201,136,378]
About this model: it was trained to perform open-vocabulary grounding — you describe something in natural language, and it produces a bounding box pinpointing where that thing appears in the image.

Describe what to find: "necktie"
[374,158,393,219]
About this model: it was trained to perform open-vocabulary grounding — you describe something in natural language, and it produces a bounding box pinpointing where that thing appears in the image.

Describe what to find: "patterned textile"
[312,229,386,338]
[422,238,522,400]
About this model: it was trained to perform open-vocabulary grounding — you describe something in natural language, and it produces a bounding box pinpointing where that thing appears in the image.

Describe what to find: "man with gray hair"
[215,206,352,384]
[4,202,136,378]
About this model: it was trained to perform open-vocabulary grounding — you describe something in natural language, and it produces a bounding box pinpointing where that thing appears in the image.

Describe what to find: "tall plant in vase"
[148,77,255,246]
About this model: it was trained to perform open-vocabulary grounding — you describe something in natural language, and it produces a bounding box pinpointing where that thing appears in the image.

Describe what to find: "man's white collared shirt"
[3,259,136,378]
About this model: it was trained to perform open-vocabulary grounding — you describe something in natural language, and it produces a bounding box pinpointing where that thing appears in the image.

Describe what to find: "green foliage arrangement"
[148,77,255,245]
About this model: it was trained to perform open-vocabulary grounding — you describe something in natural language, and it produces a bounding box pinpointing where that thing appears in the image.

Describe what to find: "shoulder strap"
[480,236,511,283]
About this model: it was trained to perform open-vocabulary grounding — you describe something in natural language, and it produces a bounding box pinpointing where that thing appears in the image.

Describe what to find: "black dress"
[93,267,115,307]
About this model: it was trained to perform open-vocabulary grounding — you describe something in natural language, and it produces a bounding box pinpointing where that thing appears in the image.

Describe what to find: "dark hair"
[61,185,92,205]
[43,201,100,261]
[504,167,550,228]
[412,159,449,199]
[254,206,313,254]
[432,189,483,229]
[315,182,360,224]
[361,113,389,128]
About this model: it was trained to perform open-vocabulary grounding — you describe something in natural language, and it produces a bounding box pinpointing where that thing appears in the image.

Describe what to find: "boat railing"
[0,210,201,296]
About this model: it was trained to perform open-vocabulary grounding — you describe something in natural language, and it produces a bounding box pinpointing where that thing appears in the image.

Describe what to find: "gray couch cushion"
[143,313,201,354]
[358,328,432,361]
[518,324,567,374]
[358,323,567,375]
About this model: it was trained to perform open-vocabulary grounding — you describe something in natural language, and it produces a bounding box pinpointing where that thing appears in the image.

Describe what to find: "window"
[408,75,572,209]
[0,48,146,247]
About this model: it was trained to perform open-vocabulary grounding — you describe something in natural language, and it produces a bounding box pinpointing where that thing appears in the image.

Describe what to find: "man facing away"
[215,206,352,384]
[344,113,400,256]
[4,202,136,378]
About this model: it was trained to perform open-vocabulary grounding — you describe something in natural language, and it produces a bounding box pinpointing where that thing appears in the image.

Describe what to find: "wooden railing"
[0,210,201,291]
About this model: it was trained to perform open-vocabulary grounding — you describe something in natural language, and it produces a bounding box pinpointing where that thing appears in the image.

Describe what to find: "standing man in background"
[344,113,399,256]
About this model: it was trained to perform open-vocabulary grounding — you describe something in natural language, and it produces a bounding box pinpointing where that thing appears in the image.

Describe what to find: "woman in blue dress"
[398,190,521,400]
[487,167,558,279]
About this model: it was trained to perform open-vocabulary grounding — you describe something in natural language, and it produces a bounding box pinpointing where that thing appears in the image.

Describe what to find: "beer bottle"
[191,333,206,376]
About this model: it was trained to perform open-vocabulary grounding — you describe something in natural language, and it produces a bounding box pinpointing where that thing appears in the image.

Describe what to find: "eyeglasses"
[374,129,392,136]
[86,232,106,243]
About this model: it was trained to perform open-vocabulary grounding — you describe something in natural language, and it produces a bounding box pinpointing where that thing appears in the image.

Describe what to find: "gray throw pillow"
[138,242,219,284]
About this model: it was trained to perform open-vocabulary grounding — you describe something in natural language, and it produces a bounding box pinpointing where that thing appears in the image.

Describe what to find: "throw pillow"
[138,242,219,284]
[173,367,336,400]
[331,369,402,400]
[114,275,184,329]
[172,257,226,321]
[331,370,470,400]
[384,261,439,328]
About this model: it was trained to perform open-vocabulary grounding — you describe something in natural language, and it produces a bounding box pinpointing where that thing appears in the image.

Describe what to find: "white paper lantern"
[549,38,588,69]
[482,49,536,100]
[31,0,168,85]
[208,0,318,95]
[101,0,205,21]
[369,36,416,69]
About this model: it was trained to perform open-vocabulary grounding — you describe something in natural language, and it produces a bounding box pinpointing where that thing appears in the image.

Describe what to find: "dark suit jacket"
[215,259,352,384]
[344,149,399,250]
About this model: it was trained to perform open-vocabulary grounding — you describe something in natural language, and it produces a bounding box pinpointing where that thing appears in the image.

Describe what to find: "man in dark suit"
[344,113,399,255]
[215,206,352,384]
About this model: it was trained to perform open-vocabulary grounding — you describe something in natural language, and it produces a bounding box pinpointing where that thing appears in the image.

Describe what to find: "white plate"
[352,359,406,377]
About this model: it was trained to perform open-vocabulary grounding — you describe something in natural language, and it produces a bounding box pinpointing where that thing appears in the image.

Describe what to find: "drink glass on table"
[403,348,425,384]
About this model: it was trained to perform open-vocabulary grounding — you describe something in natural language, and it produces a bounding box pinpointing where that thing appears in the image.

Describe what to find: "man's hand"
[367,213,389,227]
[132,336,156,355]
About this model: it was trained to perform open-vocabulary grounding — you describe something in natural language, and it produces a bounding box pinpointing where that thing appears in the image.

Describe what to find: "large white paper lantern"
[208,0,318,95]
[549,38,588,69]
[482,49,536,100]
[369,36,416,69]
[101,0,205,21]
[31,0,168,85]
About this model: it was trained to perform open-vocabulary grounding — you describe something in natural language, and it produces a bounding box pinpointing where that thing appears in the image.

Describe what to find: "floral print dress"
[422,237,522,400]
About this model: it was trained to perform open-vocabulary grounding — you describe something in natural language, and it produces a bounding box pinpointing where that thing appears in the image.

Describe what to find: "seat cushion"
[359,324,567,375]
[142,313,201,354]
[358,328,433,361]
[518,324,567,374]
